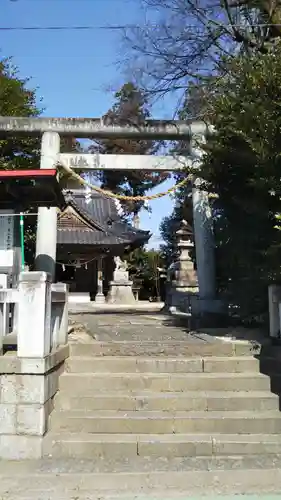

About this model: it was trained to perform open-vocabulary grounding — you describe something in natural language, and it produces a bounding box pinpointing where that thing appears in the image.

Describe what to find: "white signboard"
[0,210,14,268]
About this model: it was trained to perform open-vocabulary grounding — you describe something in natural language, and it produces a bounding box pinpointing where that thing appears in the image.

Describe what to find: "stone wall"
[0,345,68,459]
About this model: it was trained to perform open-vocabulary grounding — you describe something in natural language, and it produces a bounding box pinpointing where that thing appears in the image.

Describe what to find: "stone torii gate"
[0,116,216,314]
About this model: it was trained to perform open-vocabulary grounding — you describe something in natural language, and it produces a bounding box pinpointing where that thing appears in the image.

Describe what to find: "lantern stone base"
[107,280,136,305]
[169,281,199,312]
[167,281,227,328]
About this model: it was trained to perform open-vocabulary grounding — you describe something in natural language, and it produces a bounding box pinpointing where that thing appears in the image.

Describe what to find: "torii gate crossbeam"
[0,116,210,139]
[0,117,216,310]
[58,154,192,171]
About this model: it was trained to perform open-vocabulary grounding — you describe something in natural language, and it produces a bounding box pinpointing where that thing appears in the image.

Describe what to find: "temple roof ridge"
[57,189,150,248]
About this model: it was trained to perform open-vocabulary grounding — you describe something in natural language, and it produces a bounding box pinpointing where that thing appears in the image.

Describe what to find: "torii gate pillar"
[190,134,223,317]
[34,132,60,280]
[192,180,216,299]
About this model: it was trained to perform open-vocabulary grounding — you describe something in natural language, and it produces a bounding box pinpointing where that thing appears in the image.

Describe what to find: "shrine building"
[56,188,150,302]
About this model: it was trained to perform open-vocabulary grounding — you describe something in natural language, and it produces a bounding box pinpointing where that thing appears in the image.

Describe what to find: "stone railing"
[51,281,69,351]
[0,271,69,357]
[268,284,281,339]
[0,271,69,459]
[0,288,18,347]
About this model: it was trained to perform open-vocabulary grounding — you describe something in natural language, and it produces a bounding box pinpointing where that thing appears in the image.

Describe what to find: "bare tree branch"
[121,0,281,101]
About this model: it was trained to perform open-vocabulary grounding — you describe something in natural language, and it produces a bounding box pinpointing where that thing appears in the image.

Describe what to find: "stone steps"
[69,340,255,357]
[50,409,281,434]
[45,334,281,486]
[55,390,279,411]
[0,494,272,500]
[44,432,281,458]
[58,371,276,392]
[65,355,265,373]
[6,454,281,473]
[2,463,281,495]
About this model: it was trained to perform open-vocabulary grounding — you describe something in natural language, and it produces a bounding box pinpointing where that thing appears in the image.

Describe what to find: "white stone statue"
[114,256,127,272]
[107,255,135,304]
[112,256,129,282]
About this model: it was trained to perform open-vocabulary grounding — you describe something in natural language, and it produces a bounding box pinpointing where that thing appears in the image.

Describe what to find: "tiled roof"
[57,189,150,247]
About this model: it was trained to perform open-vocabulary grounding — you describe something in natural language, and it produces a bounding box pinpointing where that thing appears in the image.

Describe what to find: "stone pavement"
[68,311,266,345]
[68,312,214,342]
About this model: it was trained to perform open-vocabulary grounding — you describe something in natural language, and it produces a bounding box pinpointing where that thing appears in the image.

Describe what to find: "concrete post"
[0,307,3,354]
[268,284,281,338]
[95,257,105,303]
[51,282,69,348]
[35,132,60,281]
[0,274,9,340]
[18,271,51,358]
[0,290,7,354]
[190,134,216,302]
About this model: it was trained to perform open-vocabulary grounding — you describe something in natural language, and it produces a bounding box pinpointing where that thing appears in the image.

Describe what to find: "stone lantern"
[174,219,198,291]
[167,219,199,312]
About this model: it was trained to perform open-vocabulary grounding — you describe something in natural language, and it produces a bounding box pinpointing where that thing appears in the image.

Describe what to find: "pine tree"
[89,82,168,218]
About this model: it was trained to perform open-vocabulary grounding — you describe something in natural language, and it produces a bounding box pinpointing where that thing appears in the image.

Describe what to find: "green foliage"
[0,58,42,265]
[0,59,84,265]
[126,247,164,299]
[160,205,183,267]
[90,82,168,216]
[0,58,41,170]
[195,44,281,319]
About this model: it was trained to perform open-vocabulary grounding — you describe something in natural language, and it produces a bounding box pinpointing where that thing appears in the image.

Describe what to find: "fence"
[0,271,69,357]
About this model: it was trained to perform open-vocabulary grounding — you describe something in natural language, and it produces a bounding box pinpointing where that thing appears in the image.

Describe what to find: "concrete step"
[55,390,280,412]
[4,453,281,474]
[0,494,276,500]
[69,340,258,357]
[58,371,275,393]
[0,494,200,500]
[44,432,281,458]
[2,462,281,495]
[65,355,264,374]
[0,494,231,500]
[50,409,281,434]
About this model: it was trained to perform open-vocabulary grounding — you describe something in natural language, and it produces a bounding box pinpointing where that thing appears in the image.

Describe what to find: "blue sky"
[2,0,177,248]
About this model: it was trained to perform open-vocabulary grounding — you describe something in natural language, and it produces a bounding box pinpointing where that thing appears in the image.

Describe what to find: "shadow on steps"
[255,343,281,410]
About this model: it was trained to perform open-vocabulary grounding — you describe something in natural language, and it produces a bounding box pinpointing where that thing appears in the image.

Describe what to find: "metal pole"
[35,132,60,281]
